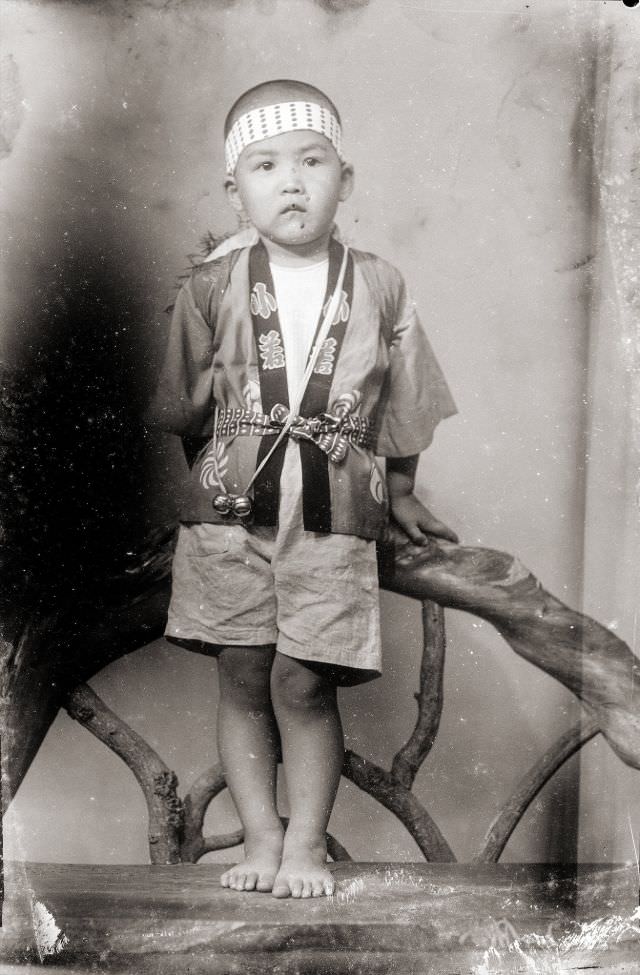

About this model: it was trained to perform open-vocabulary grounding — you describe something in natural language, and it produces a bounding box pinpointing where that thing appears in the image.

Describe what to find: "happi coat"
[149,236,457,541]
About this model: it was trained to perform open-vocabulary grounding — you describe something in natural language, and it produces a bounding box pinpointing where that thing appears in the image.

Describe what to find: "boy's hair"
[224,79,341,137]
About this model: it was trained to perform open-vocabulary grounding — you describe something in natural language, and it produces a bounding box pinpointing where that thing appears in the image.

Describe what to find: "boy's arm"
[144,272,216,440]
[387,455,458,544]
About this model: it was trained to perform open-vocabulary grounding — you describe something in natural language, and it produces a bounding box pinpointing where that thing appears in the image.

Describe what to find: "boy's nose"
[281,167,304,193]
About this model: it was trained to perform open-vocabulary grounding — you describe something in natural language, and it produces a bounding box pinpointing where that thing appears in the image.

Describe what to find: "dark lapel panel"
[249,240,290,525]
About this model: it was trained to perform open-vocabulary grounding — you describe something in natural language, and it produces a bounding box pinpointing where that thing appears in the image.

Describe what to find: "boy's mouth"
[281,203,306,214]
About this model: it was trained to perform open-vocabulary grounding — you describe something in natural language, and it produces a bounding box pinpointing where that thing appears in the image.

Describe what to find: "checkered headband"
[225,101,344,174]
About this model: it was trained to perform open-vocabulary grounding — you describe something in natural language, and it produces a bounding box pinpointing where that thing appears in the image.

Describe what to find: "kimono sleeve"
[374,280,457,457]
[145,271,216,438]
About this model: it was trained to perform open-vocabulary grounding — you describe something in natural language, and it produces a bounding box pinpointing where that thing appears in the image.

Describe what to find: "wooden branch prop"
[61,622,608,867]
[379,533,640,772]
[200,830,245,856]
[1,539,172,807]
[4,522,639,867]
[181,764,227,862]
[59,609,611,867]
[475,717,601,864]
[391,601,446,789]
[56,711,354,864]
[342,750,455,862]
[1,609,72,813]
[64,683,183,864]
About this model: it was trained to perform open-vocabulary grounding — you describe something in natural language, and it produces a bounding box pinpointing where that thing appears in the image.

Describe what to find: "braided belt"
[216,399,372,463]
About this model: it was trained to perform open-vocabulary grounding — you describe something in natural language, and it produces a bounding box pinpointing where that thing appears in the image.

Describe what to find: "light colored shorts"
[165,444,382,684]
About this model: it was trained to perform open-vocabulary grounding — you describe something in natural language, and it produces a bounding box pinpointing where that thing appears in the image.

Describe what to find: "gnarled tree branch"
[391,601,446,789]
[475,717,601,863]
[65,683,183,864]
[181,764,228,862]
[3,523,639,867]
[380,533,640,771]
[343,750,455,862]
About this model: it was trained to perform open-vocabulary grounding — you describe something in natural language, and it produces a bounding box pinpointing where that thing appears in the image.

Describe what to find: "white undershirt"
[269,259,329,405]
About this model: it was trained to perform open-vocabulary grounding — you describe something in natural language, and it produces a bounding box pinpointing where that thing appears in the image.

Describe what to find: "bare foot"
[271,840,335,899]
[220,828,284,892]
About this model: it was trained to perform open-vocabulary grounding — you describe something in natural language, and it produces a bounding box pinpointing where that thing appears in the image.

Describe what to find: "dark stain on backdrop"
[0,124,153,619]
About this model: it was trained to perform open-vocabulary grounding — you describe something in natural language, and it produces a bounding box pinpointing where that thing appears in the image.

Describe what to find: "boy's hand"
[386,454,459,545]
[390,493,459,545]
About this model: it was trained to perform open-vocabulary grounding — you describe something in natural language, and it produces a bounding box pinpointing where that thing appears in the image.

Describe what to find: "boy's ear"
[339,163,354,203]
[225,176,246,217]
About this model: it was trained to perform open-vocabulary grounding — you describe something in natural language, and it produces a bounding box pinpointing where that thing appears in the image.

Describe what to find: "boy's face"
[225,129,353,256]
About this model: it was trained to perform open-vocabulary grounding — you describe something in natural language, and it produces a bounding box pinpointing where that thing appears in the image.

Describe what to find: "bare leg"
[217,644,284,892]
[270,653,343,898]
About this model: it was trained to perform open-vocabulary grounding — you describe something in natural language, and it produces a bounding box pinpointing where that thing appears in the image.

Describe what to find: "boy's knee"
[217,645,274,703]
[271,655,333,711]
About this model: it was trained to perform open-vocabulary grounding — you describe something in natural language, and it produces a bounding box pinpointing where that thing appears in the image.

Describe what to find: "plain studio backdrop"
[1,0,638,866]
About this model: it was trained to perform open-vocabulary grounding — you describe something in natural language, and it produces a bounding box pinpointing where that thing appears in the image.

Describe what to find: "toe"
[256,874,275,893]
[231,873,245,891]
[244,871,258,891]
[272,878,291,898]
[301,880,313,898]
[290,878,304,898]
[323,877,335,897]
[311,879,324,897]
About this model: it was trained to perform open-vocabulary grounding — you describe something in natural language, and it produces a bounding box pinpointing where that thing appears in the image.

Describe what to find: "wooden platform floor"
[0,861,638,974]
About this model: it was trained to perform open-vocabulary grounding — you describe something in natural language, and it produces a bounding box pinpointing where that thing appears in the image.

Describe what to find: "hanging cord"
[211,245,350,501]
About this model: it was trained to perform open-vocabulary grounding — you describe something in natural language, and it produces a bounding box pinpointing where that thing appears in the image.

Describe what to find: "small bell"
[212,494,232,515]
[232,495,252,519]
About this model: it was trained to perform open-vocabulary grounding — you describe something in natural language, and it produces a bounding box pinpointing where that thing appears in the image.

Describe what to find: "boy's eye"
[304,156,321,167]
[257,161,274,171]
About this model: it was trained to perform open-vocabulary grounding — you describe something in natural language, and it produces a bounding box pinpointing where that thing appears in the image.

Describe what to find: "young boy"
[149,79,457,899]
